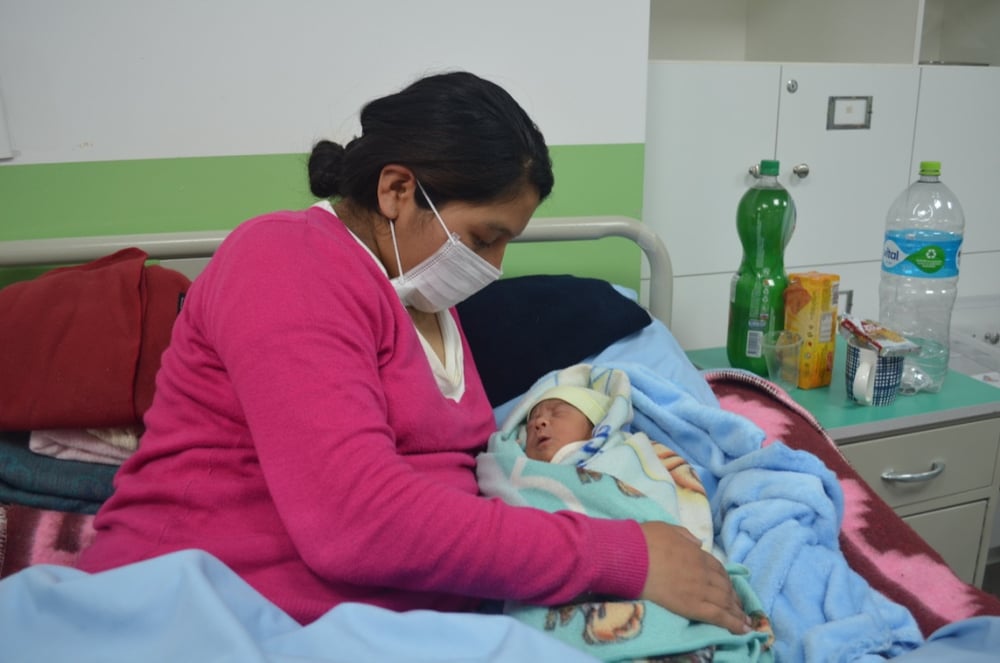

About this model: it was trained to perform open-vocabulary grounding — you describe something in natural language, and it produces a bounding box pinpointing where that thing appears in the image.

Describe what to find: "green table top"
[686,338,1000,442]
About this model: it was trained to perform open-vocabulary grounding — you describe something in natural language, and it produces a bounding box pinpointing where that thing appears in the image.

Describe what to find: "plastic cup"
[762,330,802,391]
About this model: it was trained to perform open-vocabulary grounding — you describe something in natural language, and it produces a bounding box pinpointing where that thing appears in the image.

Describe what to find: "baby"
[478,374,775,658]
[523,384,713,551]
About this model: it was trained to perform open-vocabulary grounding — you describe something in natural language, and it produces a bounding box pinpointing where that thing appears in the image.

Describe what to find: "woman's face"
[394,184,540,276]
[524,399,594,462]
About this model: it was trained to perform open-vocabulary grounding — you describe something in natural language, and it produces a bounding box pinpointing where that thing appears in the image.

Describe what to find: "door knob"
[749,163,809,178]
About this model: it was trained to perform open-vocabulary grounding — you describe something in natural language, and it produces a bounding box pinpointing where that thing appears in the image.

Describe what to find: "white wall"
[649,0,747,61]
[0,0,650,165]
[649,0,921,64]
[745,0,919,64]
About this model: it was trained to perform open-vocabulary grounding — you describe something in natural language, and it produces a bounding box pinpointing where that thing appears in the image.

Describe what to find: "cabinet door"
[911,66,1000,253]
[903,500,988,585]
[644,61,781,278]
[775,64,920,269]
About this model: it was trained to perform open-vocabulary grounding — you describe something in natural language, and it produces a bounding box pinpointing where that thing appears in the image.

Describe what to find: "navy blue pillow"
[456,274,651,406]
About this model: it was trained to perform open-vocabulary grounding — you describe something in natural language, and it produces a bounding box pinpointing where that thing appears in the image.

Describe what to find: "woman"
[77,71,750,635]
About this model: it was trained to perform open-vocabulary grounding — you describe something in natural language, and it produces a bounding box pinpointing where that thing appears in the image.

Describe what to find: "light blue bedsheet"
[0,549,600,663]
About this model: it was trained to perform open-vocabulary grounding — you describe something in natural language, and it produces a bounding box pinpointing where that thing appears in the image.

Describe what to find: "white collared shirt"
[314,201,466,401]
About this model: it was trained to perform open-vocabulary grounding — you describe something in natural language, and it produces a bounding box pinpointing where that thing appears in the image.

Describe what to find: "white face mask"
[388,181,502,313]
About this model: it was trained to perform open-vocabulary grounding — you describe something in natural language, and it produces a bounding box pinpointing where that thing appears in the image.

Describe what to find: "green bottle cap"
[760,160,780,176]
[919,161,941,176]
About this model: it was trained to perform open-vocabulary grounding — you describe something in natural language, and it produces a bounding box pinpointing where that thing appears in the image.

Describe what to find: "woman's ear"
[375,165,417,220]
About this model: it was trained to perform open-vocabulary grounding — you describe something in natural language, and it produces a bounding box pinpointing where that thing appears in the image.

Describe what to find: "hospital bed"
[0,216,998,661]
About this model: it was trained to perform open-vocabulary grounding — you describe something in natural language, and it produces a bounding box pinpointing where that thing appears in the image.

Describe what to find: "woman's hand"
[638,521,751,635]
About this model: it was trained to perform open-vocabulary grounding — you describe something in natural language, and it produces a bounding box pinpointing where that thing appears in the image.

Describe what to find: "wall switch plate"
[827,96,873,130]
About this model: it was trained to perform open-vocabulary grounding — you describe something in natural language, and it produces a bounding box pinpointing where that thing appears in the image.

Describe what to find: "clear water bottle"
[879,161,964,394]
[726,159,796,376]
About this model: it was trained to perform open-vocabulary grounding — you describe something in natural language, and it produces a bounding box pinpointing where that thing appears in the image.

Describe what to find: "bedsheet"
[2,549,997,663]
[0,549,600,663]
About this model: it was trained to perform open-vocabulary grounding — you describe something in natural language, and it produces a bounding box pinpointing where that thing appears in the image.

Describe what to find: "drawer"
[839,418,1000,509]
[903,500,987,585]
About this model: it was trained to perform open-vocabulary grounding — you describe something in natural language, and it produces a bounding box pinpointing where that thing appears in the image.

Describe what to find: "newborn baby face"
[524,398,594,462]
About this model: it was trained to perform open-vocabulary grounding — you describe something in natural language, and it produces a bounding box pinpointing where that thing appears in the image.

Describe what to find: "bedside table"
[687,341,1000,587]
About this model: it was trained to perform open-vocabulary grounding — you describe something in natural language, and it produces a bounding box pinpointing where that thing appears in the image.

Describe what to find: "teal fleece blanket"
[477,364,774,662]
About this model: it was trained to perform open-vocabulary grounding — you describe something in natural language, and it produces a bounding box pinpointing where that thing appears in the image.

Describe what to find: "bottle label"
[745,330,763,358]
[881,231,962,278]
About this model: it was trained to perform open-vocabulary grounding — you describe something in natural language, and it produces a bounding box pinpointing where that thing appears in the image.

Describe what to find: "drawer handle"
[880,462,945,483]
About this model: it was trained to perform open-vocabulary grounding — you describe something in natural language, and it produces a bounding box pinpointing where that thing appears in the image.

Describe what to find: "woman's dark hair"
[308,71,553,211]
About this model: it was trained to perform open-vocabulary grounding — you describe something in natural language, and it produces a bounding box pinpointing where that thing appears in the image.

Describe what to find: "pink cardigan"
[77,207,647,624]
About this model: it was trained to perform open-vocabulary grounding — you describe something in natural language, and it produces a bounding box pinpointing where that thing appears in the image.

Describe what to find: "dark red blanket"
[707,368,1000,637]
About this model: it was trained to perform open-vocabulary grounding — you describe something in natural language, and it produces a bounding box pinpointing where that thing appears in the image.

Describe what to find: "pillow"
[0,248,190,429]
[456,274,652,406]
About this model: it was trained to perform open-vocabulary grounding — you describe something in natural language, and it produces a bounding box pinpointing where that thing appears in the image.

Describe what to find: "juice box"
[783,272,840,389]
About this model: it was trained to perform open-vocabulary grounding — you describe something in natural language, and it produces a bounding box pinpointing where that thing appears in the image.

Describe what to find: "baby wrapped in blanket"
[476,364,774,662]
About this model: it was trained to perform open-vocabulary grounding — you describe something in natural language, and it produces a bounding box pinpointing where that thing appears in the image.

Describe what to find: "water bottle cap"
[760,160,780,176]
[919,161,941,176]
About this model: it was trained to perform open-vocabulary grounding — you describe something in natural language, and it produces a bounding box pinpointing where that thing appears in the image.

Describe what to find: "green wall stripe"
[0,144,644,289]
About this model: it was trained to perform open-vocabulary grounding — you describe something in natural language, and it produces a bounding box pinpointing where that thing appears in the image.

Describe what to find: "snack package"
[783,272,839,389]
[838,314,922,357]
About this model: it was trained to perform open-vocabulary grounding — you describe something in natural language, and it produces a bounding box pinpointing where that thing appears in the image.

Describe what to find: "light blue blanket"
[0,549,600,663]
[1,548,995,662]
[577,360,927,662]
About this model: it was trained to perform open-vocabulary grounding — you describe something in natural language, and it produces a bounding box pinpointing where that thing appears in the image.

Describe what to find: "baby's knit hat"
[529,385,612,426]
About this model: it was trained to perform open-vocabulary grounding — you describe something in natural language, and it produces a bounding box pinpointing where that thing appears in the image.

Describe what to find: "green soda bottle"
[726,159,797,376]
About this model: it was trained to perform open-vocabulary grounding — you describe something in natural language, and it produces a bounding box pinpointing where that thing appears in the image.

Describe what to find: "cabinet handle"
[880,462,945,483]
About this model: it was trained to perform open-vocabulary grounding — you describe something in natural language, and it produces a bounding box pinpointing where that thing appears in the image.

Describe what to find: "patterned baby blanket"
[477,364,774,662]
[478,362,926,662]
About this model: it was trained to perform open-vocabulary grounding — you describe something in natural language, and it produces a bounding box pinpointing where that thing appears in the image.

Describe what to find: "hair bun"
[308,139,346,198]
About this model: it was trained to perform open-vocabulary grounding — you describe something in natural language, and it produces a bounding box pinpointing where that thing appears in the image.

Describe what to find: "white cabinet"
[643,61,919,348]
[645,61,919,275]
[911,65,1000,255]
[837,417,1000,586]
[910,65,1000,304]
[645,3,1000,351]
[775,64,919,268]
[643,62,779,279]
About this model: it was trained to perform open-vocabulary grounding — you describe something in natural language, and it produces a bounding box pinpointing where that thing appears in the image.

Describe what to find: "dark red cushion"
[0,248,189,428]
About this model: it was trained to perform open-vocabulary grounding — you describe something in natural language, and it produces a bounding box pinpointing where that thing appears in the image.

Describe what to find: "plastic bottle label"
[881,231,962,278]
[745,330,763,358]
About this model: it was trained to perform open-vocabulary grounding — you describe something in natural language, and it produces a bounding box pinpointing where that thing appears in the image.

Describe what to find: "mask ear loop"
[416,180,456,241]
[387,219,406,283]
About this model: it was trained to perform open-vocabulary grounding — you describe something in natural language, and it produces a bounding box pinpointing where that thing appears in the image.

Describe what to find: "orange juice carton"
[783,272,840,389]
